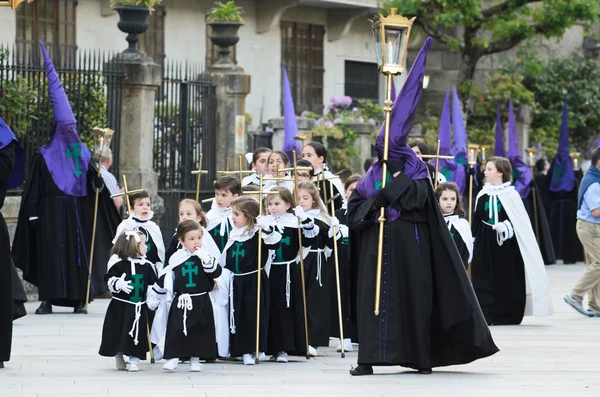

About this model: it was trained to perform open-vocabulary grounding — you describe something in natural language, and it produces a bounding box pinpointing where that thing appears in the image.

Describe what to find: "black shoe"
[349,365,373,376]
[35,301,52,315]
[417,368,432,374]
[73,301,87,314]
[0,361,4,369]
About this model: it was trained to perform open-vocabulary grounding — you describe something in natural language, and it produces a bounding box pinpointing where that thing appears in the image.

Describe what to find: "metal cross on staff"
[420,140,456,189]
[217,155,254,184]
[317,174,342,214]
[110,175,144,214]
[191,153,208,202]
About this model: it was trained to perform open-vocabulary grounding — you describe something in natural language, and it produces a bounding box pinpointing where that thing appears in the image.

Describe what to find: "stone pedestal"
[346,122,377,173]
[109,53,164,216]
[267,117,316,154]
[209,62,251,172]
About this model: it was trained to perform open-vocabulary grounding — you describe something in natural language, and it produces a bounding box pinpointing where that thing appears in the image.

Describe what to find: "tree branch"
[416,17,462,49]
[482,24,550,55]
[481,0,538,21]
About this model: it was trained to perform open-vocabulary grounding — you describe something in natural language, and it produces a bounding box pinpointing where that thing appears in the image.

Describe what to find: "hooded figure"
[0,116,27,368]
[347,38,498,376]
[12,42,120,315]
[507,100,556,265]
[547,102,584,263]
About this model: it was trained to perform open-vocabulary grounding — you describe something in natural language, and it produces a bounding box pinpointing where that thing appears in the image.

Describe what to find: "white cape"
[475,183,553,317]
[113,212,165,272]
[444,214,473,263]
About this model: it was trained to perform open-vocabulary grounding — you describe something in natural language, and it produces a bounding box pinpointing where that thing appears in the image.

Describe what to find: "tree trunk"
[457,51,480,89]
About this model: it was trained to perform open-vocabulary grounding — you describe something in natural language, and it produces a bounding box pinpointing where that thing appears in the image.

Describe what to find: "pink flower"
[327,104,335,111]
[301,110,309,117]
[368,118,377,126]
[266,127,274,132]
[324,120,334,128]
[333,118,341,125]
[352,107,359,113]
[358,117,364,123]
[341,96,353,106]
[330,96,339,104]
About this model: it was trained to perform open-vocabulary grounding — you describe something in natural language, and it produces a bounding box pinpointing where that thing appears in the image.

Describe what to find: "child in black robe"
[206,176,241,251]
[99,230,157,372]
[159,220,222,372]
[436,182,473,269]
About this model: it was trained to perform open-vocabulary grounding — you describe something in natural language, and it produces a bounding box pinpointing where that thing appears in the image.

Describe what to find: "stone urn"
[114,5,150,54]
[208,21,243,64]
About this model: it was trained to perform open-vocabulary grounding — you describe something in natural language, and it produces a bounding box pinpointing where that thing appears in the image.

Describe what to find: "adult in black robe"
[523,182,556,265]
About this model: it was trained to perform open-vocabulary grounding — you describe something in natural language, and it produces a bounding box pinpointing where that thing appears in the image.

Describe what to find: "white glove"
[339,224,349,239]
[256,215,272,231]
[146,284,162,311]
[194,248,213,264]
[115,273,133,294]
[329,216,340,228]
[492,221,511,242]
[294,205,308,221]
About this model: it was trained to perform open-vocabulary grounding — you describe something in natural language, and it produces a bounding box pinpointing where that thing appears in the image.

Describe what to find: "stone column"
[109,53,164,215]
[209,62,251,172]
[268,117,316,153]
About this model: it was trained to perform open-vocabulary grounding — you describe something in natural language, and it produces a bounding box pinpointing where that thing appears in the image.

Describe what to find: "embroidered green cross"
[232,242,246,273]
[441,166,452,181]
[553,165,565,185]
[129,274,144,303]
[275,236,291,262]
[182,261,199,288]
[66,142,83,176]
[484,200,503,224]
[374,172,392,191]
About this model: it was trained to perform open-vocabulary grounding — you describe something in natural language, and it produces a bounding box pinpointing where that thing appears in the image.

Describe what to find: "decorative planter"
[208,21,243,64]
[114,5,150,54]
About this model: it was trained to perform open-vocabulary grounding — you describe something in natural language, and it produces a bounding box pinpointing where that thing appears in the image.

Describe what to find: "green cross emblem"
[374,172,392,191]
[553,165,565,185]
[182,261,199,288]
[441,166,453,181]
[275,236,291,262]
[484,200,503,224]
[212,224,229,248]
[66,142,83,176]
[129,274,144,303]
[232,242,246,273]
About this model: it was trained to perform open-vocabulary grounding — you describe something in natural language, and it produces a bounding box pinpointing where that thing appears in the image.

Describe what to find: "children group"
[99,141,553,373]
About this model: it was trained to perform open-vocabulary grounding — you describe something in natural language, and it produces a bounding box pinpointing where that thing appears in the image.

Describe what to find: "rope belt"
[228,269,260,334]
[309,248,326,287]
[272,259,296,308]
[111,297,146,345]
[177,292,207,336]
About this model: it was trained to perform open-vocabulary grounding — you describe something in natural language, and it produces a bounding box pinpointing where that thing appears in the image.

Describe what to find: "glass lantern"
[370,8,416,75]
[526,147,537,168]
[92,128,114,165]
[468,144,479,165]
[571,152,581,171]
[480,146,487,163]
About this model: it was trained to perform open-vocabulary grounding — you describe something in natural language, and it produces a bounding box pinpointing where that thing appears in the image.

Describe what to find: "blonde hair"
[179,198,207,228]
[110,230,145,259]
[298,182,330,222]
[265,186,296,215]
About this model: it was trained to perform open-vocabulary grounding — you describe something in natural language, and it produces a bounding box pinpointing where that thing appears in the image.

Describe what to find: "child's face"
[439,190,457,214]
[253,152,271,175]
[298,189,315,212]
[411,145,423,158]
[138,235,148,256]
[132,197,151,219]
[215,189,238,208]
[484,161,504,185]
[179,203,201,223]
[268,153,287,176]
[267,195,290,217]
[180,229,203,252]
[231,205,249,228]
[296,169,312,183]
[302,145,324,170]
[344,182,357,199]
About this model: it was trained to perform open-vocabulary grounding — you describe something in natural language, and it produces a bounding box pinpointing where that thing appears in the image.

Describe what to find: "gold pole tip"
[374,310,380,316]
[388,8,397,16]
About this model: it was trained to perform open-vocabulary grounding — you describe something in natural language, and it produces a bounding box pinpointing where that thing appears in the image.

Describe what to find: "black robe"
[315,176,344,215]
[207,220,232,252]
[534,173,551,219]
[471,193,526,325]
[224,232,273,357]
[12,153,119,305]
[548,188,584,264]
[523,183,556,265]
[303,217,331,348]
[99,259,157,359]
[1,143,15,362]
[329,208,357,342]
[444,215,471,270]
[162,254,222,360]
[165,233,178,265]
[348,173,498,369]
[267,223,314,356]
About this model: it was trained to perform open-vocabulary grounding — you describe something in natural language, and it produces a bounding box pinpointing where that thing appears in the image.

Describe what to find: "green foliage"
[207,1,244,23]
[110,0,162,7]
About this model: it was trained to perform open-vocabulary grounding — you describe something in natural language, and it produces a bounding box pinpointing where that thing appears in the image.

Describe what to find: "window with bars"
[15,0,77,66]
[344,61,379,103]
[205,23,237,67]
[139,6,166,68]
[281,22,325,115]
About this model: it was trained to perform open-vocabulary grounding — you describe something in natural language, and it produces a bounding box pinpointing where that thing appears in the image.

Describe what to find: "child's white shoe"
[336,339,353,353]
[115,355,126,370]
[189,357,202,372]
[257,352,267,361]
[276,352,288,363]
[243,354,255,365]
[308,346,318,357]
[162,358,178,372]
[152,346,163,361]
[127,362,139,372]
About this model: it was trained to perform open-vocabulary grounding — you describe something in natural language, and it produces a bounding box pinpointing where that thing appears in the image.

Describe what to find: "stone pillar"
[268,117,316,153]
[346,122,377,173]
[110,53,164,215]
[209,62,251,172]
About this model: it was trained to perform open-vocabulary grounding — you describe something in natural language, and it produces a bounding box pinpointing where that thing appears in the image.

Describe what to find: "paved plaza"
[1,263,598,397]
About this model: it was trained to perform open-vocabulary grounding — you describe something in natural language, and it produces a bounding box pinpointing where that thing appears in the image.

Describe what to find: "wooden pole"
[329,181,345,358]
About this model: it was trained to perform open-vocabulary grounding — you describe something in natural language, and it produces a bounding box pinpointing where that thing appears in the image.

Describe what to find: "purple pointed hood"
[391,79,397,103]
[38,41,91,197]
[597,134,600,147]
[450,86,467,193]
[356,37,432,222]
[0,116,25,188]
[507,99,532,198]
[282,68,300,162]
[494,105,505,157]
[549,101,576,192]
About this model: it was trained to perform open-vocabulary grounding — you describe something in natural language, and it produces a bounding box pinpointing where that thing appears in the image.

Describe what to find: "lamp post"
[0,0,32,10]
[370,8,415,316]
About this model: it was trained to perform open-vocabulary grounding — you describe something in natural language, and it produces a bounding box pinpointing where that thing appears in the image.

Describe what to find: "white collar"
[229,225,259,242]
[130,211,154,223]
[482,182,513,196]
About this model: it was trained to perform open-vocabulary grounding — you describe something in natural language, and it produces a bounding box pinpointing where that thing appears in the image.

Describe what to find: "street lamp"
[369,8,415,316]
[0,0,33,10]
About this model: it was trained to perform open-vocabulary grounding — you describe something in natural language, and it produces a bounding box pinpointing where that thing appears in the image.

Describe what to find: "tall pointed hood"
[282,68,300,162]
[450,85,467,194]
[507,99,532,198]
[356,37,432,222]
[494,105,505,157]
[391,78,397,103]
[38,41,91,197]
[597,134,600,147]
[0,116,25,188]
[549,101,576,192]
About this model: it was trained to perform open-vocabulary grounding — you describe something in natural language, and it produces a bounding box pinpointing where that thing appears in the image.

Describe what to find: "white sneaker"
[190,357,202,372]
[257,352,267,361]
[308,346,318,357]
[127,362,139,372]
[243,354,255,365]
[152,346,163,361]
[336,339,354,352]
[115,355,126,370]
[162,358,178,372]
[276,352,288,363]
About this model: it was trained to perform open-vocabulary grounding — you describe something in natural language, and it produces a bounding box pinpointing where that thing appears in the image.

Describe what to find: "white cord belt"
[229,269,260,334]
[309,248,325,287]
[111,297,146,346]
[271,259,296,308]
[177,292,207,336]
